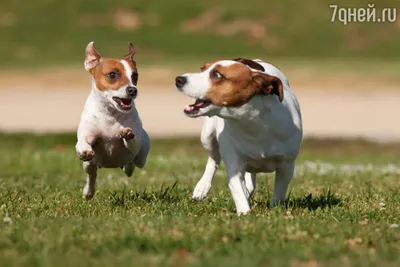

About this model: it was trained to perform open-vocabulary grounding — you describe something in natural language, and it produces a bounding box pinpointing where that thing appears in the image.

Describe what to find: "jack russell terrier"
[76,42,150,200]
[175,58,302,215]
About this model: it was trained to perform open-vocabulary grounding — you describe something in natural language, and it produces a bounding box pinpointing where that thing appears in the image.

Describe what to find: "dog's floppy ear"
[252,72,284,102]
[84,41,102,72]
[232,58,265,72]
[123,42,136,62]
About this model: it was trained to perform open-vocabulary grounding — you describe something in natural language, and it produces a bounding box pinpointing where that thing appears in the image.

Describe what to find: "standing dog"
[76,42,150,199]
[175,58,302,215]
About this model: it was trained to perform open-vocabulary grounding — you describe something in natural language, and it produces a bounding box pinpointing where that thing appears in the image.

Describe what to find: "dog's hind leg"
[244,172,256,198]
[82,161,98,200]
[120,129,149,178]
[192,119,221,200]
[270,162,295,207]
[133,129,150,169]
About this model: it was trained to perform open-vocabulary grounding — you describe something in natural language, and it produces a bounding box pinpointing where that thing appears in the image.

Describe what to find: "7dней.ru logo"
[330,4,397,25]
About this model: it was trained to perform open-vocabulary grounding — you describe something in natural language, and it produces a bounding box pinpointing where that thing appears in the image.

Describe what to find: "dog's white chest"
[89,113,138,168]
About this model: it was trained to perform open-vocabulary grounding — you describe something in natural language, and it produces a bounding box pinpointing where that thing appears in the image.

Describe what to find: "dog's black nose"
[126,86,137,97]
[175,76,187,89]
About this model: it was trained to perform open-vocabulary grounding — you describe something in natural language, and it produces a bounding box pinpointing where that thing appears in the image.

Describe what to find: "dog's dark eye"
[131,72,138,85]
[210,69,223,80]
[107,71,118,80]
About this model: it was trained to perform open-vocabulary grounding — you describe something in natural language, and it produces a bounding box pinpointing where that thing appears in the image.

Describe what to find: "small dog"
[175,58,302,215]
[76,42,150,199]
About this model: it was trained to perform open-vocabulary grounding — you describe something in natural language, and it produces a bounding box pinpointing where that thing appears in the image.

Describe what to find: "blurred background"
[0,0,399,140]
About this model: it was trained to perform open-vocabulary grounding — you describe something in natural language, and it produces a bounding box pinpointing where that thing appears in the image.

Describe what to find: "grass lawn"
[0,134,400,267]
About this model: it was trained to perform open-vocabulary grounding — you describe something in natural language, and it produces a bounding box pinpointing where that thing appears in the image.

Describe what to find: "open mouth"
[184,99,212,115]
[112,97,132,111]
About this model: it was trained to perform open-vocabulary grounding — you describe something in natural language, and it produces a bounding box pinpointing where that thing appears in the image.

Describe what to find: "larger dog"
[175,58,302,215]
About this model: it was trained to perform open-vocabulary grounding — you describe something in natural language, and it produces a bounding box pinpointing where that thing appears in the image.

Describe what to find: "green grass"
[1,133,400,267]
[1,0,400,68]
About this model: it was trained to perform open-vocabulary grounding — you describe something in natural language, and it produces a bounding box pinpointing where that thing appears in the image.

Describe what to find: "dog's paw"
[78,149,94,161]
[237,209,252,216]
[192,180,212,200]
[83,184,95,200]
[123,163,135,177]
[120,127,135,140]
[270,198,285,208]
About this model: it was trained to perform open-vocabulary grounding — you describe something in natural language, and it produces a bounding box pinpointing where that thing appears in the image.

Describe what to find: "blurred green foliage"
[0,0,399,67]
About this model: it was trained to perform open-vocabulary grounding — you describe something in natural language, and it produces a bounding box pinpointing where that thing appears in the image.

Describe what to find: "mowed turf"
[0,134,399,267]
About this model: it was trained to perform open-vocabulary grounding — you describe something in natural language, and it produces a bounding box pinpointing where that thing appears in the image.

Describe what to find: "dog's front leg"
[76,132,97,161]
[76,127,98,199]
[120,127,141,157]
[226,164,251,215]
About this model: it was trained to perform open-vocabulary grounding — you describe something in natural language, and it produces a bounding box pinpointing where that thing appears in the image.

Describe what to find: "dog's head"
[84,41,139,113]
[175,58,283,118]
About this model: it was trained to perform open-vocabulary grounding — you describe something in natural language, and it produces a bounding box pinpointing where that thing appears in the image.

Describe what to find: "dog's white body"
[76,42,150,199]
[177,59,302,214]
[77,88,149,168]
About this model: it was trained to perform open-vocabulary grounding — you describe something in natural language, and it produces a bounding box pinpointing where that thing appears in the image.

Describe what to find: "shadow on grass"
[254,189,343,211]
[107,183,343,213]
[285,189,343,210]
[107,181,182,208]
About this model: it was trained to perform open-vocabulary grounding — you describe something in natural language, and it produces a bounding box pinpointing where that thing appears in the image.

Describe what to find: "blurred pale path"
[0,86,399,141]
[0,0,399,141]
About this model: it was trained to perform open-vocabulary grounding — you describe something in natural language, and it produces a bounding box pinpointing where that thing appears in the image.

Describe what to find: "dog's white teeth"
[185,105,194,111]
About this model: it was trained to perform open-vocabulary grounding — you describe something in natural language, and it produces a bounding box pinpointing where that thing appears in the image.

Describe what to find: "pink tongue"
[185,99,207,112]
[194,100,204,107]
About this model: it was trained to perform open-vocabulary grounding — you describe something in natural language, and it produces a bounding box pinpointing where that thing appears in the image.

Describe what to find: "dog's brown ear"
[123,42,136,61]
[252,72,284,102]
[200,62,211,71]
[232,58,265,72]
[84,41,102,72]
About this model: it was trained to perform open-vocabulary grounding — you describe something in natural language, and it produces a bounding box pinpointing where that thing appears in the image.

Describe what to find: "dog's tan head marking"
[89,60,131,91]
[200,58,225,72]
[200,58,265,73]
[232,58,265,72]
[204,61,283,106]
[84,42,139,91]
